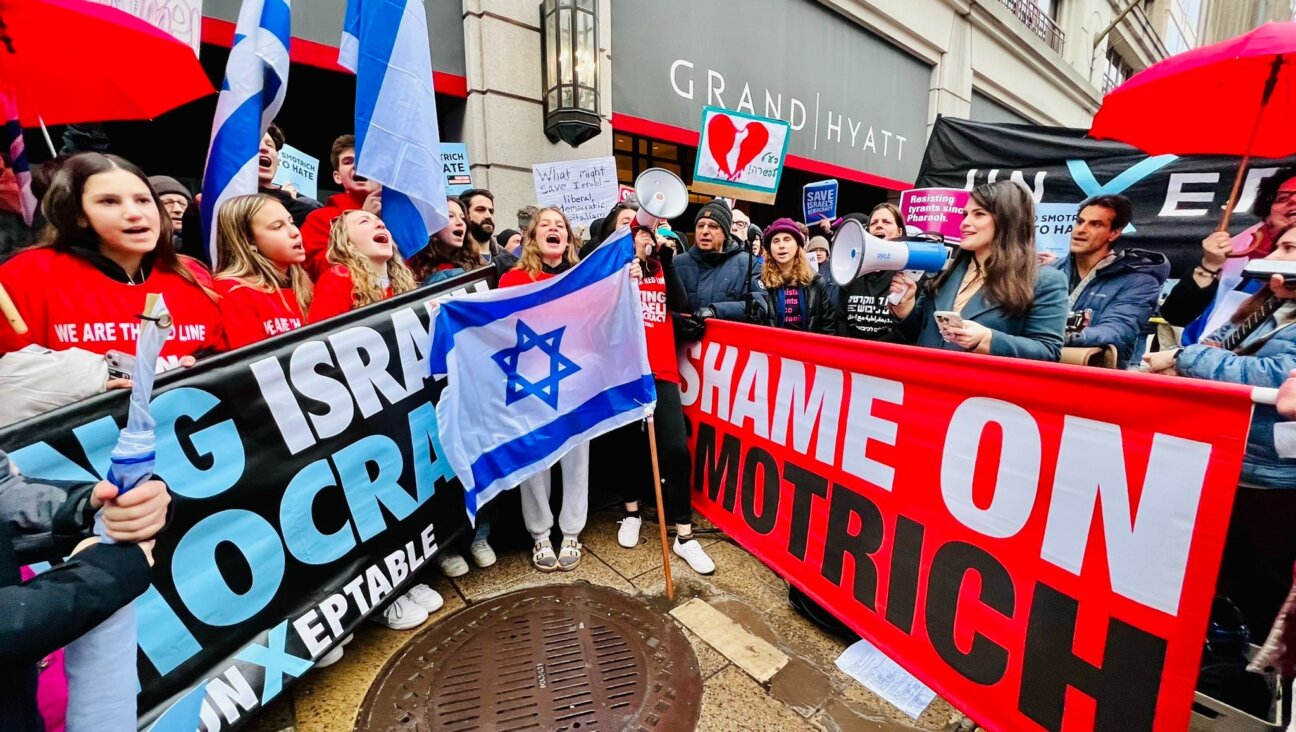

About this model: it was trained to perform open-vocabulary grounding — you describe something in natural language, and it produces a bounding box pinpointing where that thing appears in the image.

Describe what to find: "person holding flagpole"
[617,224,715,574]
[498,208,593,572]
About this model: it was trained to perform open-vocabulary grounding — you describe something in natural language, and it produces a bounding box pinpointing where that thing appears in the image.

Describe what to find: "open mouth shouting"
[258,154,273,168]
[373,231,391,246]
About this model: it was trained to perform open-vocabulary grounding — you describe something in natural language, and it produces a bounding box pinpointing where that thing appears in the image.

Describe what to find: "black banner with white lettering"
[916,116,1296,275]
[0,269,493,731]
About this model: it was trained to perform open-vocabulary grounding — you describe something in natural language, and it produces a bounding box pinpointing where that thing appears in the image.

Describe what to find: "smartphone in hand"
[934,311,963,341]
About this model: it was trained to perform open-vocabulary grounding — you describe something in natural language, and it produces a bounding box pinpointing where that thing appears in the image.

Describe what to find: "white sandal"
[557,538,582,571]
[533,539,559,572]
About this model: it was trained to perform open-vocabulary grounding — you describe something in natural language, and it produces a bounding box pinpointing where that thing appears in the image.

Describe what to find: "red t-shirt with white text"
[636,267,680,383]
[215,277,305,349]
[0,248,224,370]
[307,265,392,323]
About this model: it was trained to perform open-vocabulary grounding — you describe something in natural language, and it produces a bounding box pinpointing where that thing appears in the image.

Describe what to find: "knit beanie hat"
[806,236,830,255]
[695,199,733,234]
[148,175,192,203]
[762,217,805,249]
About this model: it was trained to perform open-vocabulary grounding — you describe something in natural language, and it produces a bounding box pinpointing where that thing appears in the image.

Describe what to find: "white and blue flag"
[340,0,448,258]
[200,0,291,265]
[430,230,656,522]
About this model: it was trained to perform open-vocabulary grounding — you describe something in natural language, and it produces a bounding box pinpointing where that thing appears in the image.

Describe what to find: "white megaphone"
[633,167,689,228]
[829,218,950,303]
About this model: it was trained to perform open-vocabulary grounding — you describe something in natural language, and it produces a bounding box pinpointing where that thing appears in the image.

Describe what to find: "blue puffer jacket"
[1052,248,1169,368]
[1177,307,1296,489]
[674,238,762,321]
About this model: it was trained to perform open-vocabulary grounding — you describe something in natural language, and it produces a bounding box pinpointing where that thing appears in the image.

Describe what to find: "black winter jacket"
[674,239,762,321]
[0,451,152,732]
[751,274,839,335]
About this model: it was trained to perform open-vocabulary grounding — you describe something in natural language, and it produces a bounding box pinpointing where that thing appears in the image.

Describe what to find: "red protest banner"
[680,321,1255,732]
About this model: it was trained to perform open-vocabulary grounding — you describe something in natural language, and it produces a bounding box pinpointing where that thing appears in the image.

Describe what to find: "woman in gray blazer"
[889,181,1067,361]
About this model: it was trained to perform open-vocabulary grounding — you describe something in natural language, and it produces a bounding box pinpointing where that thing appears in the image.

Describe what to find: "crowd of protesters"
[6,124,1296,727]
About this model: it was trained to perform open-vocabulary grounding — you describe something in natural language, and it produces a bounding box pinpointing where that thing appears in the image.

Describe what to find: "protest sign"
[532,157,619,230]
[899,188,970,241]
[87,0,203,56]
[693,106,790,204]
[1035,202,1079,259]
[803,179,839,224]
[619,184,635,202]
[0,269,493,731]
[441,142,473,196]
[917,116,1296,275]
[270,143,320,200]
[681,320,1253,732]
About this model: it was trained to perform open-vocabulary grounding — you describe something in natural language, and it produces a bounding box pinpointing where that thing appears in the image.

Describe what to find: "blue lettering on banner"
[1066,155,1177,234]
[280,459,356,565]
[336,435,419,542]
[171,509,286,626]
[136,585,204,676]
[233,621,313,703]
[155,388,246,499]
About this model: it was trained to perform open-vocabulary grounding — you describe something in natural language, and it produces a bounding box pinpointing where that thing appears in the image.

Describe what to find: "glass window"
[1165,21,1189,55]
[652,142,678,160]
[1034,0,1057,19]
[1177,0,1201,28]
[614,135,632,152]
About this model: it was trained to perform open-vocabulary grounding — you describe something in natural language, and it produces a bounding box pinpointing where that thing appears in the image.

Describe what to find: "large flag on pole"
[430,230,656,521]
[339,0,449,258]
[200,0,291,265]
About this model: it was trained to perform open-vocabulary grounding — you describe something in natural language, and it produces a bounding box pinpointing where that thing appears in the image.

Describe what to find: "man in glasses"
[300,134,384,280]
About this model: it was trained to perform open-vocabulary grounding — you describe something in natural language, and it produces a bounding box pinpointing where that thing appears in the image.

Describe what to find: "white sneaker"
[439,552,470,577]
[405,583,444,613]
[316,644,344,668]
[617,515,642,549]
[673,536,715,575]
[370,593,429,630]
[469,539,497,568]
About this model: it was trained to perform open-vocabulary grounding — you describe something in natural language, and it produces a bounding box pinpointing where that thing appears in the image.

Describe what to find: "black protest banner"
[0,268,492,731]
[916,116,1296,274]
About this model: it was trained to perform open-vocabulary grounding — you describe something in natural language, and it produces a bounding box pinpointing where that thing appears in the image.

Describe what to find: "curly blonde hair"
[760,234,816,289]
[515,206,580,277]
[215,194,313,316]
[326,210,417,307]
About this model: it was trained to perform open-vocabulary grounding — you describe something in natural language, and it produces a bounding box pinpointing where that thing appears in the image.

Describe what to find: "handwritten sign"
[87,0,203,56]
[271,143,319,200]
[441,142,472,196]
[803,179,838,223]
[692,106,790,205]
[899,187,971,241]
[532,157,619,230]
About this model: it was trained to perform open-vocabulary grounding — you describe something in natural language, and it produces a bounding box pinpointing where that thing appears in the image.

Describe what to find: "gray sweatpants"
[520,441,590,541]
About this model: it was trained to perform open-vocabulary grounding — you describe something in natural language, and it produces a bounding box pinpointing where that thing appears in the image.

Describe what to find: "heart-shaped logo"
[706,114,771,182]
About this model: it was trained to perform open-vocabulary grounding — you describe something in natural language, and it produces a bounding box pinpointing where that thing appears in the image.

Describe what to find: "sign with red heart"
[693,106,790,204]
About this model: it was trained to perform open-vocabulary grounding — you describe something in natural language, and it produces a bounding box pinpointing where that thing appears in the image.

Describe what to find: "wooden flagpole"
[646,415,675,601]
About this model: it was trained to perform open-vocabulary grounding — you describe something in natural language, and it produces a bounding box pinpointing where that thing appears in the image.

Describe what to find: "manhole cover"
[357,583,703,732]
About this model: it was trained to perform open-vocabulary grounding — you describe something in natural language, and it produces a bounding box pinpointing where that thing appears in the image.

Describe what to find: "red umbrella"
[0,0,215,127]
[1090,22,1296,236]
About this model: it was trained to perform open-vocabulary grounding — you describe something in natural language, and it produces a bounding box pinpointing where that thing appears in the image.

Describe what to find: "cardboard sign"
[270,143,320,200]
[803,179,838,224]
[1035,201,1079,259]
[693,106,790,205]
[899,188,971,241]
[87,0,203,56]
[441,142,472,196]
[681,320,1252,732]
[532,157,620,230]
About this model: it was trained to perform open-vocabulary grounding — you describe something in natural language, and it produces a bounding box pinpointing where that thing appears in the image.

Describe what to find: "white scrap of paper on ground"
[1275,421,1296,459]
[835,638,936,720]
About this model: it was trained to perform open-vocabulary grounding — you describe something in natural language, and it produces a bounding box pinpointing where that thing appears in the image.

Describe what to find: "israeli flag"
[431,230,656,522]
[200,0,291,264]
[340,0,449,258]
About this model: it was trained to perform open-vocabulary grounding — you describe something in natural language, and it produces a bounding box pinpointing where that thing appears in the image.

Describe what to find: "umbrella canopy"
[1090,22,1296,158]
[0,0,215,127]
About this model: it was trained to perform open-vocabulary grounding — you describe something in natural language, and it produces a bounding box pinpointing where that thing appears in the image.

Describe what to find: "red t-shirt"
[636,266,680,383]
[215,277,305,349]
[307,265,393,323]
[497,268,553,288]
[0,248,225,370]
[300,192,366,281]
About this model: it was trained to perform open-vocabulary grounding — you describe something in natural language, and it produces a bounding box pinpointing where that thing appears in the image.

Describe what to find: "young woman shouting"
[214,194,313,349]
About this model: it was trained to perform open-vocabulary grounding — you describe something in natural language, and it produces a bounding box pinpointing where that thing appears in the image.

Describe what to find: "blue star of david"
[492,320,581,409]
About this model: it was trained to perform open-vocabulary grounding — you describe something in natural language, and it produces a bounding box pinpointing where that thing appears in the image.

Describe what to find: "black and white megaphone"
[633,167,689,227]
[829,218,950,300]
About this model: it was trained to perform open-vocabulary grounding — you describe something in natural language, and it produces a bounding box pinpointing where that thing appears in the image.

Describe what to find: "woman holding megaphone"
[888,180,1067,361]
